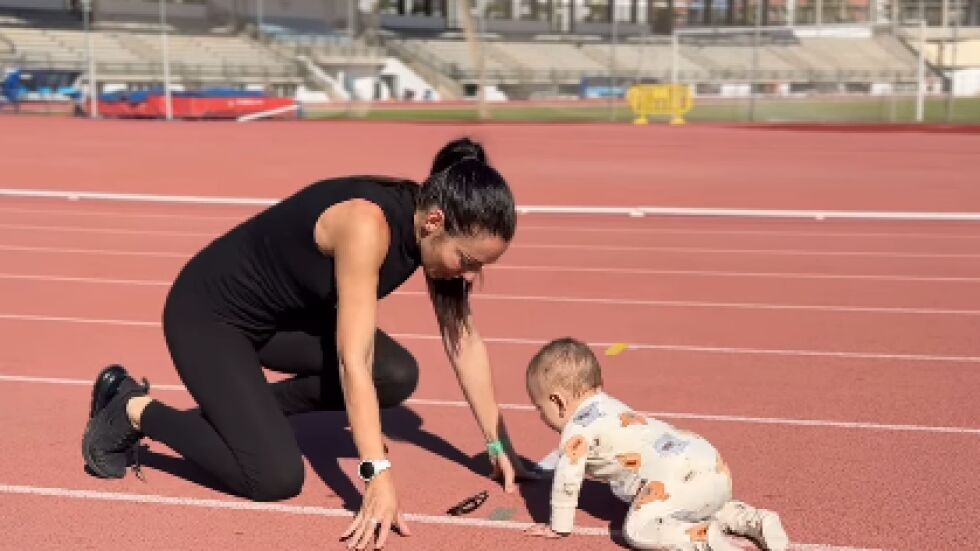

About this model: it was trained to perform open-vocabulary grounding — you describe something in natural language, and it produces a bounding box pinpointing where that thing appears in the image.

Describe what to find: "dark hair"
[418,138,515,241]
[429,136,488,175]
[421,138,516,352]
[527,337,603,396]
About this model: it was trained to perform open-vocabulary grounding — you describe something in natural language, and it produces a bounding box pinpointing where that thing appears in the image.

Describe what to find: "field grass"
[304,96,980,125]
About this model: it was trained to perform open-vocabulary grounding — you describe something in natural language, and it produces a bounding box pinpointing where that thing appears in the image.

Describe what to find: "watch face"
[359,462,375,480]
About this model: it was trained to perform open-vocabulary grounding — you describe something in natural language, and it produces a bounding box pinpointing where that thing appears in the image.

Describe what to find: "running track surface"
[0,117,978,551]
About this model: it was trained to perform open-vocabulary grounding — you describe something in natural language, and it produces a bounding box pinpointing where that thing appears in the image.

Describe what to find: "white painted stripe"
[0,256,976,285]
[2,252,976,284]
[0,223,213,238]
[394,291,980,317]
[514,243,980,259]
[1,312,978,363]
[2,241,978,266]
[1,206,976,242]
[519,225,980,241]
[0,374,186,392]
[3,371,978,438]
[3,221,980,246]
[0,482,595,535]
[0,313,159,327]
[0,205,244,222]
[4,273,978,316]
[0,189,279,206]
[491,265,980,282]
[236,103,298,122]
[0,273,172,286]
[0,483,881,549]
[0,244,187,258]
[406,397,980,436]
[2,186,978,223]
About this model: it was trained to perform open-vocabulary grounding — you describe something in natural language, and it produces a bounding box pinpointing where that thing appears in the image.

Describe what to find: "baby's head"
[526,337,603,432]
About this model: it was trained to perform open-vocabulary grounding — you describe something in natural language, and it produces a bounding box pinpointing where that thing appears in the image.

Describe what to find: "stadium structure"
[1,0,978,117]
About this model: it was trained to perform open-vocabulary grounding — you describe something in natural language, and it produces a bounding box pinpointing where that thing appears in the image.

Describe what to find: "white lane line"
[1,313,979,363]
[3,273,978,316]
[0,205,246,222]
[1,242,977,260]
[491,265,980,282]
[518,225,980,241]
[1,374,978,436]
[0,483,885,549]
[0,482,595,535]
[392,291,980,316]
[2,245,978,282]
[0,273,172,287]
[3,220,979,243]
[513,243,980,259]
[0,223,213,238]
[0,244,187,258]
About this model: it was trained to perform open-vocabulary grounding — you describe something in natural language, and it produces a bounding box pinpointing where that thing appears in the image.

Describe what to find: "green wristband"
[486,440,505,457]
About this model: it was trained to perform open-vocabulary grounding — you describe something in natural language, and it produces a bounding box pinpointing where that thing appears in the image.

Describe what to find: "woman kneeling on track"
[81,137,536,548]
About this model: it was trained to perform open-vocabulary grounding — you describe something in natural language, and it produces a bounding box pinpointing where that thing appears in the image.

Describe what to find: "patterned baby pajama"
[549,392,733,550]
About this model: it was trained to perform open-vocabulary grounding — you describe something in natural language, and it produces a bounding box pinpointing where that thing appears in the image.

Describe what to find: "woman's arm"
[316,199,410,549]
[323,200,388,464]
[446,320,501,442]
[441,312,537,492]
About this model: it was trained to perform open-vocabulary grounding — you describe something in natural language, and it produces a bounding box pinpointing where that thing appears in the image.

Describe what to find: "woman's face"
[417,209,509,282]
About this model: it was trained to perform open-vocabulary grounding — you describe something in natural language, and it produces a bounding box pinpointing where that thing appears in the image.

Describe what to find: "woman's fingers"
[345,503,375,550]
[341,511,364,540]
[394,512,412,537]
[373,513,394,549]
[354,515,377,550]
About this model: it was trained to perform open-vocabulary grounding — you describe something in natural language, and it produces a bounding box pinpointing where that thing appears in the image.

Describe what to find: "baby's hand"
[524,523,566,539]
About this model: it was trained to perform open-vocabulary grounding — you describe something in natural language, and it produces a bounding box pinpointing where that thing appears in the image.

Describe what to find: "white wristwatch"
[357,459,391,482]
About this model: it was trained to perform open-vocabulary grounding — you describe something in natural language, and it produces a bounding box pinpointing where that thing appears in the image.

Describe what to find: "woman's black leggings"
[140,291,419,502]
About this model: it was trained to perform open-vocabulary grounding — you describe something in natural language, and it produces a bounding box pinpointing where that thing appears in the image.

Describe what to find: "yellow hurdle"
[626,84,693,126]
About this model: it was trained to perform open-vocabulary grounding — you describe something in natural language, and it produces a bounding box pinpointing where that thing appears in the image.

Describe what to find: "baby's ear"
[549,393,566,416]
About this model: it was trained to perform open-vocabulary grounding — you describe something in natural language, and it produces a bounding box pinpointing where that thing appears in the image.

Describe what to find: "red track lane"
[5,262,980,311]
[1,118,979,211]
[2,277,978,360]
[2,316,979,431]
[2,220,980,255]
[496,248,980,278]
[3,218,980,276]
[1,383,978,550]
[4,220,980,256]
[0,495,575,551]
[2,121,980,551]
[3,243,978,279]
[0,250,184,281]
[4,200,980,242]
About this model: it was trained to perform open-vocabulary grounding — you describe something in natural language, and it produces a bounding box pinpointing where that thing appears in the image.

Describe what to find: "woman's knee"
[376,354,418,408]
[242,451,305,502]
[374,334,419,408]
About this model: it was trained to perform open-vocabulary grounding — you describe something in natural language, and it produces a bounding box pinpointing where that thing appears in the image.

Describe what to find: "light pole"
[915,17,926,122]
[945,0,959,122]
[257,0,264,38]
[609,1,619,122]
[82,0,97,118]
[160,0,173,120]
[749,0,762,122]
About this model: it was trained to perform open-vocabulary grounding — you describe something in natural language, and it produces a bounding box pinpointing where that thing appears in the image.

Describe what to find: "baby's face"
[528,375,566,433]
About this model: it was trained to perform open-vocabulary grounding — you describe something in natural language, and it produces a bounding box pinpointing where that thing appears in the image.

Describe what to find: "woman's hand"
[489,444,542,493]
[341,471,411,549]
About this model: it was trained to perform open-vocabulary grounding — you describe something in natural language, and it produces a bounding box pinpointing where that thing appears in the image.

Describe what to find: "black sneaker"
[82,364,150,480]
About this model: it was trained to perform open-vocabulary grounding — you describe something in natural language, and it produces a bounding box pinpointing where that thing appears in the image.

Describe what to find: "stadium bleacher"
[0,3,970,104]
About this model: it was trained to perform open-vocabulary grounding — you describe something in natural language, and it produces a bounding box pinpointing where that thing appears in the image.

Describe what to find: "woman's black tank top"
[172,176,422,340]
